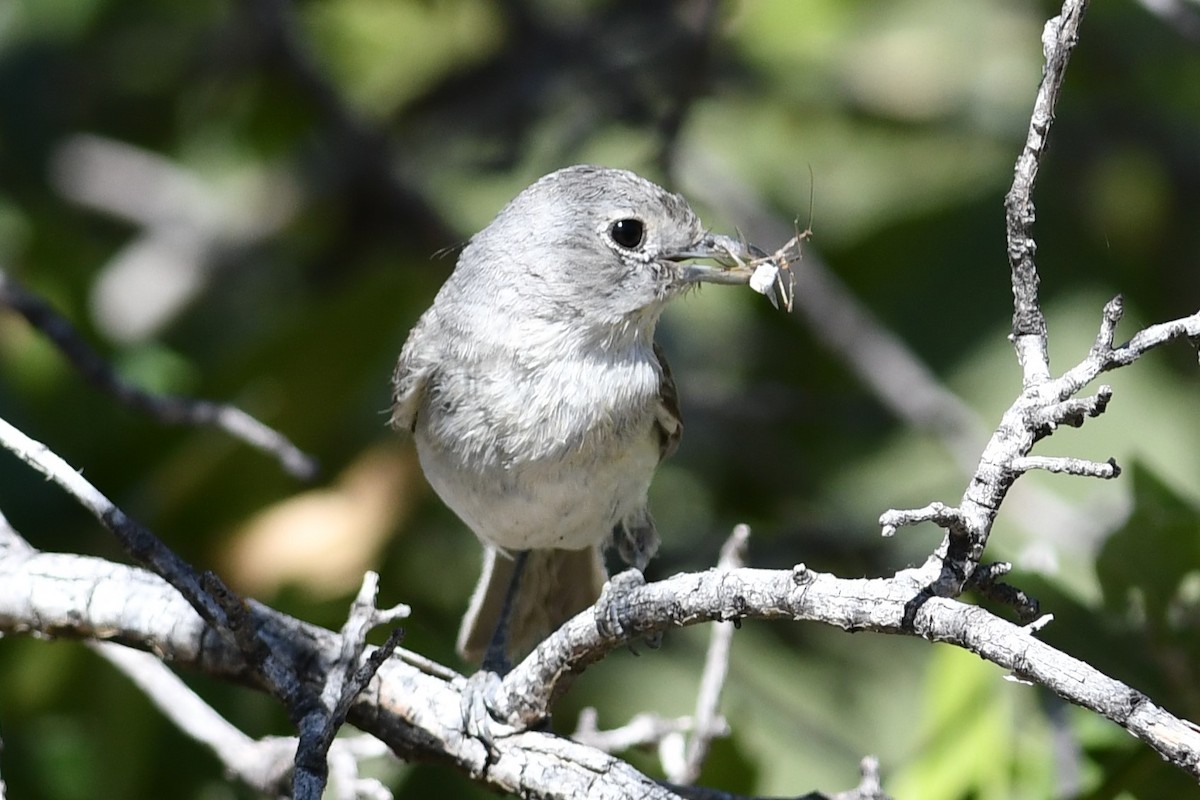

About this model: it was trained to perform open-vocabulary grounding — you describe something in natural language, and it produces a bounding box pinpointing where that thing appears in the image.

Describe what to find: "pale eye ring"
[609,218,645,249]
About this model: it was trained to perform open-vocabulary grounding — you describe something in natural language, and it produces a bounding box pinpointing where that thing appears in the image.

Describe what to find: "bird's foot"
[594,567,647,641]
[461,669,513,753]
[461,667,552,759]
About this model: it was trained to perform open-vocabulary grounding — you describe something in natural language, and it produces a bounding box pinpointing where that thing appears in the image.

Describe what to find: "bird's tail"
[456,546,607,664]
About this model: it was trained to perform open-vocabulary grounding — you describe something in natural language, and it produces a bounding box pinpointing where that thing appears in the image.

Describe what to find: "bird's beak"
[666,233,767,285]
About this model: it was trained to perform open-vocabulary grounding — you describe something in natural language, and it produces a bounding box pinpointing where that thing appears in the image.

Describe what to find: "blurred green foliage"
[0,0,1198,797]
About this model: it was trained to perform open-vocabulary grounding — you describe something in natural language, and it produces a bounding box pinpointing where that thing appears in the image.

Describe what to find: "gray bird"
[391,165,754,668]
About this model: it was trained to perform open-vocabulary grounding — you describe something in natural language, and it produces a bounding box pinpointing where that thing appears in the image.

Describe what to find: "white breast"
[414,337,664,552]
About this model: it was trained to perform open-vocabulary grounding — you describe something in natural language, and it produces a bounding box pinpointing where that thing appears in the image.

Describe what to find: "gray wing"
[389,314,437,433]
[652,341,683,461]
[610,342,682,570]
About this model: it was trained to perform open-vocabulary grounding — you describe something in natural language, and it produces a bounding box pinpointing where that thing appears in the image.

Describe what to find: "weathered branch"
[0,543,721,799]
[1010,455,1120,479]
[0,268,318,480]
[90,643,296,795]
[573,526,748,782]
[1004,0,1090,384]
[3,535,1197,789]
[0,415,336,800]
[302,573,408,798]
[677,525,747,784]
[0,414,233,630]
[6,267,1200,791]
[882,303,1198,597]
[2,1,1198,796]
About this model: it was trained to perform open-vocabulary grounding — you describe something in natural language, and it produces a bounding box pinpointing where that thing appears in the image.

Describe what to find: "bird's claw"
[461,669,510,752]
[595,567,647,641]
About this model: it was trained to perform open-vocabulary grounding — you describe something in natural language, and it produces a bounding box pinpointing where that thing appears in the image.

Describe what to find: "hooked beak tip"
[668,233,762,285]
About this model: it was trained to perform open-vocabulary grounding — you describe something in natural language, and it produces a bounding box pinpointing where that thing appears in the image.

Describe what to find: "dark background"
[1,0,1198,797]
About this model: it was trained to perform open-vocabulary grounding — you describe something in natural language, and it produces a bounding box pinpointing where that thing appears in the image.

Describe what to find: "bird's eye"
[609,218,645,249]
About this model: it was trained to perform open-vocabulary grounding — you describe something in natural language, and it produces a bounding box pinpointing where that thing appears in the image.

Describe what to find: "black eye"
[609,218,645,249]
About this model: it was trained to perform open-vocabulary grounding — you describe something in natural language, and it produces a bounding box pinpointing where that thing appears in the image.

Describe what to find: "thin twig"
[967,562,1041,622]
[0,413,231,631]
[1003,0,1091,385]
[676,525,747,784]
[322,572,411,717]
[1010,455,1120,479]
[878,502,968,539]
[573,708,693,753]
[91,639,397,799]
[0,269,318,480]
[1029,389,1113,431]
[0,413,329,799]
[919,0,1094,592]
[323,574,409,744]
[91,642,296,794]
[569,528,743,781]
[295,572,407,800]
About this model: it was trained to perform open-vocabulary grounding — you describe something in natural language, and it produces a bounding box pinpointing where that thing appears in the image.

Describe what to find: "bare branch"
[0,413,232,631]
[93,640,398,799]
[878,502,967,539]
[1091,295,1124,354]
[322,572,410,718]
[0,544,692,798]
[91,642,296,794]
[0,414,331,799]
[481,557,1200,780]
[1004,0,1090,385]
[573,708,693,753]
[876,277,1193,600]
[0,269,318,480]
[1029,389,1113,431]
[326,736,395,800]
[0,509,34,558]
[1108,310,1200,369]
[297,572,408,799]
[675,525,747,784]
[839,757,887,800]
[1010,455,1120,479]
[967,562,1041,622]
[569,527,744,783]
[7,546,1197,789]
